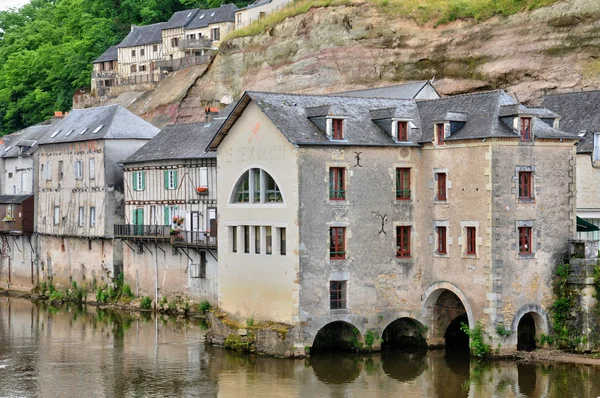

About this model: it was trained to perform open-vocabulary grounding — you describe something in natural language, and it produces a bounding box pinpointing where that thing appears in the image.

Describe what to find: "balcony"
[155,54,213,72]
[114,225,217,249]
[181,38,213,50]
[92,70,118,79]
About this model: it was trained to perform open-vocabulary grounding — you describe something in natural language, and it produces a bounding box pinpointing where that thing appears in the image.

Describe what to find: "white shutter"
[200,167,208,188]
[594,133,600,161]
[89,158,95,179]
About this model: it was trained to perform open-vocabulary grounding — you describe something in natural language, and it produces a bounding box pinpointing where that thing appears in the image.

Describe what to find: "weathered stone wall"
[0,235,37,290]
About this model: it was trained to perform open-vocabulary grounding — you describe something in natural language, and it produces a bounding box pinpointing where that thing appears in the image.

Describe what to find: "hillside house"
[91,45,118,96]
[36,105,159,288]
[117,23,166,85]
[542,91,600,241]
[336,80,441,100]
[115,112,230,302]
[234,0,291,29]
[208,89,578,355]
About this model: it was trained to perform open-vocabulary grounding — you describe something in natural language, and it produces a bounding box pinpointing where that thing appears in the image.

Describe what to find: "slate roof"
[163,9,200,29]
[2,124,53,159]
[542,90,600,153]
[238,0,272,11]
[93,45,118,63]
[210,90,577,150]
[118,23,166,48]
[124,104,235,164]
[38,105,159,145]
[0,194,32,204]
[186,4,237,29]
[336,81,438,100]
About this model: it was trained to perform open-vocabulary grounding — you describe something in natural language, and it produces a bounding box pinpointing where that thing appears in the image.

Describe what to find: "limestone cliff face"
[98,0,600,126]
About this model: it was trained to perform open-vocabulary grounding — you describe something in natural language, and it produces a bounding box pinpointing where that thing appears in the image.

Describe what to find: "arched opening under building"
[381,349,426,382]
[432,290,470,352]
[309,353,363,384]
[517,313,537,351]
[444,313,469,351]
[381,317,427,350]
[311,321,362,353]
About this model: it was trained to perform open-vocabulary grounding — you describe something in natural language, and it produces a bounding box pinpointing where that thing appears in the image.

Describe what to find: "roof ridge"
[246,90,417,101]
[418,89,505,103]
[544,89,600,97]
[333,81,428,95]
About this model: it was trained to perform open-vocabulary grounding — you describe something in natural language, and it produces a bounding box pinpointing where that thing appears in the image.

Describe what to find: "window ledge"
[329,200,349,206]
[517,198,535,204]
[395,199,412,203]
[434,253,449,258]
[518,254,535,259]
[395,257,413,264]
[330,309,349,315]
[433,201,449,205]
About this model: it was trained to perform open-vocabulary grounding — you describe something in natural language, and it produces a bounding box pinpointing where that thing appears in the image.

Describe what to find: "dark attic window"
[398,121,408,141]
[332,119,344,140]
[521,117,531,142]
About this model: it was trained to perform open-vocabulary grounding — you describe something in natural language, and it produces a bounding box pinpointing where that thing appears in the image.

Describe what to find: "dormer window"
[397,121,408,142]
[332,118,344,140]
[521,117,531,142]
[436,123,445,145]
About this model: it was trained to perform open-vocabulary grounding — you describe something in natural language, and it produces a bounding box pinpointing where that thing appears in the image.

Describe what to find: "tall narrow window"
[330,281,346,310]
[140,48,145,57]
[521,117,531,142]
[436,123,445,145]
[211,27,220,41]
[19,173,24,193]
[131,49,136,57]
[279,228,286,255]
[518,171,533,199]
[231,226,237,253]
[255,226,261,254]
[396,168,411,200]
[266,226,272,255]
[90,207,96,227]
[466,227,477,255]
[332,119,344,140]
[396,226,411,258]
[45,161,52,181]
[89,159,95,180]
[133,171,145,191]
[252,169,261,203]
[78,207,84,227]
[329,168,346,200]
[243,226,250,254]
[199,167,208,188]
[164,170,177,190]
[74,160,83,180]
[54,206,60,226]
[437,226,447,254]
[397,121,408,141]
[58,161,64,180]
[436,173,447,201]
[519,226,532,255]
[330,227,346,260]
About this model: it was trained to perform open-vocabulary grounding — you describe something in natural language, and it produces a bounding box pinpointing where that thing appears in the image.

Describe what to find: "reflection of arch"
[230,167,284,204]
[381,317,426,349]
[381,350,426,382]
[312,321,362,353]
[309,353,363,384]
[421,282,474,348]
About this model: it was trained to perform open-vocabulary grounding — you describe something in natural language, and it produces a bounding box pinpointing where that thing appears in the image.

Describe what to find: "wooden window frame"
[329,227,346,260]
[437,226,447,254]
[436,123,445,145]
[518,226,532,255]
[332,119,344,140]
[397,121,408,141]
[518,171,533,199]
[466,226,477,255]
[521,117,531,142]
[396,168,411,200]
[329,167,346,200]
[436,173,447,201]
[396,226,411,258]
[329,280,346,310]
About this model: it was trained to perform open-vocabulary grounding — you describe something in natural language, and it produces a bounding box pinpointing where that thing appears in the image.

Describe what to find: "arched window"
[232,168,283,204]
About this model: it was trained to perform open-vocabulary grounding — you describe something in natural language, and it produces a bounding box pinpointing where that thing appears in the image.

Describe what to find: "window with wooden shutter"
[396,226,411,258]
[329,168,345,200]
[396,168,411,200]
[330,227,346,259]
[466,227,477,255]
[437,226,447,254]
[397,121,408,141]
[519,226,532,255]
[521,117,531,142]
[89,159,95,180]
[518,171,533,199]
[332,119,344,140]
[436,173,447,201]
[436,123,445,145]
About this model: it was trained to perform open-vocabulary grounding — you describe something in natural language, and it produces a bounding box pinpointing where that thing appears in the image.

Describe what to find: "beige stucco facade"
[235,0,292,29]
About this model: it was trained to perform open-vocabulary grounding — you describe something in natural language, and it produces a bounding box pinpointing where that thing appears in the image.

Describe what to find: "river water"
[1,297,599,398]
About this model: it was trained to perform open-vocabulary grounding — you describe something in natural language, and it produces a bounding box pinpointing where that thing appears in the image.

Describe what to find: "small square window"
[332,119,344,140]
[330,281,346,310]
[329,168,345,200]
[466,227,477,255]
[396,168,411,200]
[437,226,447,254]
[518,171,533,199]
[330,227,346,259]
[396,226,411,258]
[519,226,532,255]
[436,173,447,201]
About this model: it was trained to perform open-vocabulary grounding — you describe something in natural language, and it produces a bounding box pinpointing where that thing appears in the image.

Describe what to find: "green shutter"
[132,172,138,191]
[164,170,169,190]
[173,170,178,189]
[141,171,146,190]
[164,206,169,225]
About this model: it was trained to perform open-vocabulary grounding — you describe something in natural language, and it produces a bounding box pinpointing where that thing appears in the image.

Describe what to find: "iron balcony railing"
[181,38,213,49]
[114,224,171,240]
[395,189,411,200]
[114,225,217,248]
[170,230,217,248]
[329,189,346,200]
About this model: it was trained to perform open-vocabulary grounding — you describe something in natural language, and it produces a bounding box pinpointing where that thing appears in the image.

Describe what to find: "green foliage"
[539,333,555,346]
[364,330,377,348]
[122,283,133,298]
[168,300,177,311]
[460,321,491,358]
[160,296,168,307]
[246,316,254,327]
[550,264,582,349]
[495,323,511,337]
[350,327,363,349]
[198,300,211,313]
[140,296,152,310]
[49,289,64,302]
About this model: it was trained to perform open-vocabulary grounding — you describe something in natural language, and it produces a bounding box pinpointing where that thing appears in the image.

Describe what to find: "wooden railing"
[114,225,216,248]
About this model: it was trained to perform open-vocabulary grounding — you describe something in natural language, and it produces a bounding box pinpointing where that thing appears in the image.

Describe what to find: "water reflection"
[1,297,600,398]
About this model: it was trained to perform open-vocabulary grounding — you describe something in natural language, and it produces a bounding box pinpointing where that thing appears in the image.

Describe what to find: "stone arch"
[381,317,427,349]
[311,320,363,353]
[421,281,475,348]
[510,304,549,351]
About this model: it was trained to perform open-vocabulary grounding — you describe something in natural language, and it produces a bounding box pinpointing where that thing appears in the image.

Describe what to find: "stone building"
[207,89,578,355]
[36,105,159,288]
[115,110,230,302]
[91,46,118,96]
[542,90,600,240]
[117,23,166,85]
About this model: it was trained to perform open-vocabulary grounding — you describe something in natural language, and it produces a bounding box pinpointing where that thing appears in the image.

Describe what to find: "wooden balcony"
[181,38,213,50]
[114,225,217,249]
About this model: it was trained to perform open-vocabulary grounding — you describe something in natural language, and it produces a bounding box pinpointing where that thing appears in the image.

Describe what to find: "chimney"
[204,106,219,123]
[54,111,64,119]
[131,24,136,32]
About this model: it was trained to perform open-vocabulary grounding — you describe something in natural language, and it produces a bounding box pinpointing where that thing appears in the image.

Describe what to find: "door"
[133,208,144,236]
